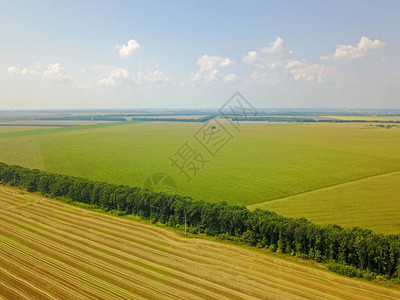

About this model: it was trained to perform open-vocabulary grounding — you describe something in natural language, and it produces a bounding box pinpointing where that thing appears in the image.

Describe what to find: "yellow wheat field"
[0,185,399,300]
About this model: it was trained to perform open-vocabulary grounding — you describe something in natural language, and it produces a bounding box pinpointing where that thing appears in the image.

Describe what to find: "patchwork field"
[1,121,400,233]
[1,185,399,299]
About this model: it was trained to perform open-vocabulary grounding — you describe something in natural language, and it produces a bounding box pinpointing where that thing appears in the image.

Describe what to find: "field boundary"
[248,169,400,209]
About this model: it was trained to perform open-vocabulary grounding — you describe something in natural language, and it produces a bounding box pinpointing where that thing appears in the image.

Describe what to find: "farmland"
[323,116,400,121]
[1,185,399,299]
[0,126,58,133]
[1,120,400,233]
[249,170,400,234]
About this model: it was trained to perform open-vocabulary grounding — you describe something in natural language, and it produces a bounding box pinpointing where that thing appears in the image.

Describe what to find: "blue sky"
[1,0,399,109]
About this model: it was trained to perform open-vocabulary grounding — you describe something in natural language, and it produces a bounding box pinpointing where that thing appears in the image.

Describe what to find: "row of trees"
[131,115,215,122]
[0,162,399,278]
[38,116,127,121]
[231,116,316,122]
[232,116,400,124]
[111,113,214,117]
[318,119,400,123]
[39,114,216,123]
[327,262,379,280]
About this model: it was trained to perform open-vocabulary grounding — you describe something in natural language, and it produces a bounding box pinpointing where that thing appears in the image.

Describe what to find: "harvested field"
[1,185,400,299]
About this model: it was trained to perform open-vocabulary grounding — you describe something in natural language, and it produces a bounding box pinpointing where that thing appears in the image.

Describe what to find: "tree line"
[231,116,316,122]
[38,116,127,122]
[231,116,400,124]
[0,162,399,280]
[131,115,215,122]
[318,119,400,123]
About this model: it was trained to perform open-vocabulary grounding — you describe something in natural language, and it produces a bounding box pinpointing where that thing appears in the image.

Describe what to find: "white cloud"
[7,66,19,74]
[219,58,233,67]
[290,64,337,83]
[243,37,296,69]
[116,39,140,59]
[243,50,258,66]
[97,68,130,87]
[321,37,386,60]
[190,55,235,83]
[7,62,69,82]
[223,73,238,83]
[43,63,69,82]
[243,37,337,84]
[7,63,41,76]
[285,60,303,69]
[134,69,169,85]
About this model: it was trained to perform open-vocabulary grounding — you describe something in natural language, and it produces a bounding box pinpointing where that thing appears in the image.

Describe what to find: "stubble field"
[1,185,400,299]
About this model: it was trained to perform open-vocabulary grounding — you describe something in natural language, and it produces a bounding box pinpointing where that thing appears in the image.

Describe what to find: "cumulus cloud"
[116,39,140,59]
[43,63,69,82]
[321,37,386,60]
[134,69,169,85]
[223,73,238,83]
[7,66,19,74]
[7,63,41,76]
[285,60,303,69]
[243,37,300,70]
[8,62,69,82]
[190,55,235,83]
[289,64,337,83]
[243,37,336,84]
[97,68,130,87]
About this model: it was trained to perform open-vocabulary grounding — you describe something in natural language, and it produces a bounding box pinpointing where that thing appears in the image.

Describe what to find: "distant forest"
[130,115,215,122]
[36,115,215,122]
[231,116,316,122]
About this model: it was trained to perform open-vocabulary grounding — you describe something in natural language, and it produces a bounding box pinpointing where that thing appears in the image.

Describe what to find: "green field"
[0,126,59,133]
[249,171,400,234]
[1,121,400,233]
[324,115,400,121]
